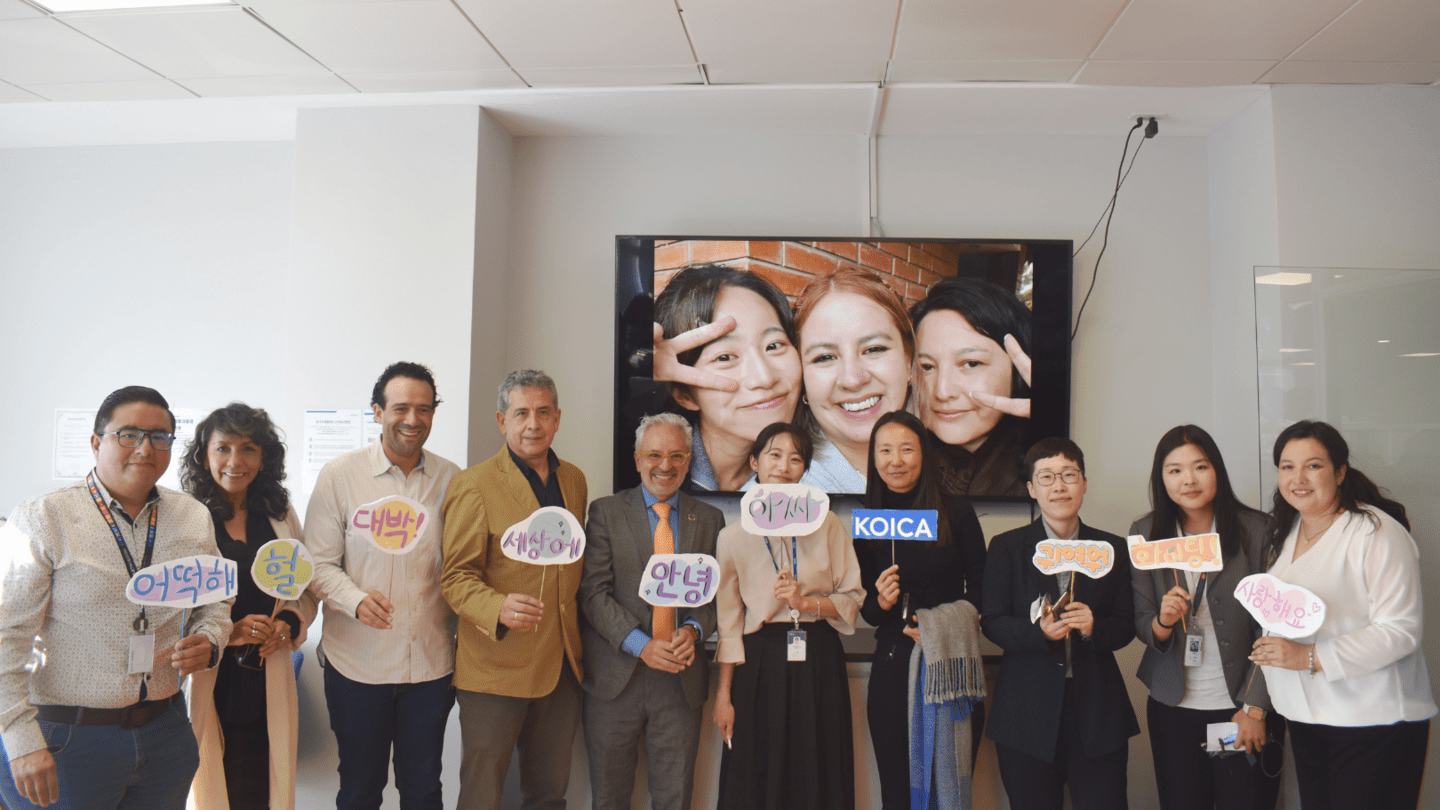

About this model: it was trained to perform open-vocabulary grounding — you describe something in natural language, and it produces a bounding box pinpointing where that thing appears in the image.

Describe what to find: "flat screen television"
[614,238,1072,502]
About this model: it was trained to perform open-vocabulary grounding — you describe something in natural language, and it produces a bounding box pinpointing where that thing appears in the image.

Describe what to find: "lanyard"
[762,536,798,579]
[86,472,157,630]
[1187,572,1209,622]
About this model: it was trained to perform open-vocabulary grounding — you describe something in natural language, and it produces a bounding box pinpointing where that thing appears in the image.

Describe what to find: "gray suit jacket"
[1131,509,1275,711]
[579,486,724,709]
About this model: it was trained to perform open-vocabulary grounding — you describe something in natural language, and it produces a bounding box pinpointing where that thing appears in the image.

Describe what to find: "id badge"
[786,630,807,662]
[1184,633,1204,667]
[128,634,155,674]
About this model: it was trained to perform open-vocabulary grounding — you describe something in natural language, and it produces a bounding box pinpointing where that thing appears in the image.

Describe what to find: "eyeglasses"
[98,429,176,450]
[639,452,691,465]
[1033,469,1082,487]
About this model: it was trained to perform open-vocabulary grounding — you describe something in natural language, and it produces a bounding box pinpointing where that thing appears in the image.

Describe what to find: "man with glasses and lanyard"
[0,386,231,809]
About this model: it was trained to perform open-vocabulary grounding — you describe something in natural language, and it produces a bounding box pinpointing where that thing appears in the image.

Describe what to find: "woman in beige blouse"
[711,422,865,810]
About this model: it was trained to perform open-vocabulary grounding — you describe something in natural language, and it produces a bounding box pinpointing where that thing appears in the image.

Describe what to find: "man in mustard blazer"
[441,369,588,810]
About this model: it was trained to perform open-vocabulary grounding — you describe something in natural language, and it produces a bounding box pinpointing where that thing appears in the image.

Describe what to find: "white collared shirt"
[306,441,459,685]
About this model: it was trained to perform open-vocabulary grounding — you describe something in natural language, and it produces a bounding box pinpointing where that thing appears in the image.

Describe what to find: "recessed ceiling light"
[1279,348,1310,353]
[32,0,233,12]
[1378,339,1390,343]
[1291,362,1316,366]
[1256,272,1312,286]
[1401,353,1439,358]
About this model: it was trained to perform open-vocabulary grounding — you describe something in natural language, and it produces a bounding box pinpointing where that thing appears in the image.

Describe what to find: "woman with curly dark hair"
[180,403,315,810]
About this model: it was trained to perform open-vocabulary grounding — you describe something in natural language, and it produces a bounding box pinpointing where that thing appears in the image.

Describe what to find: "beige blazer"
[188,507,319,810]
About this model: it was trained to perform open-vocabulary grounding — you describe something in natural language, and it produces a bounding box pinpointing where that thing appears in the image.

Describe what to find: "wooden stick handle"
[1174,569,1188,634]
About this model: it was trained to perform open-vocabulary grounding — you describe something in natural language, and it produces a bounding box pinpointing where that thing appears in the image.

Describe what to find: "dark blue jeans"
[322,664,454,810]
[0,699,198,810]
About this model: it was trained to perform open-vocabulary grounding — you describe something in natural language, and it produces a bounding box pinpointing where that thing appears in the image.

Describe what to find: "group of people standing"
[0,269,1432,810]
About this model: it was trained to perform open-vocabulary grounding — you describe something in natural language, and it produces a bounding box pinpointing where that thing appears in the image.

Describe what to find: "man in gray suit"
[579,412,725,810]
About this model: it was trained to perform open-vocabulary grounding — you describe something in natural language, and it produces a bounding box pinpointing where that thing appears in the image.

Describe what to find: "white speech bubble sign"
[740,484,830,537]
[1233,573,1327,639]
[350,495,431,555]
[1126,533,1224,572]
[638,553,720,607]
[126,554,238,607]
[252,539,316,601]
[1031,539,1115,580]
[500,506,587,565]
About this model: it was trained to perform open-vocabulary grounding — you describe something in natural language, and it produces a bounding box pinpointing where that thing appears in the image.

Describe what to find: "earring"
[802,395,809,405]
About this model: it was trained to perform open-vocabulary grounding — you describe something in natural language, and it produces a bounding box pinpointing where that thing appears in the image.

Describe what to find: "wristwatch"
[1241,703,1266,721]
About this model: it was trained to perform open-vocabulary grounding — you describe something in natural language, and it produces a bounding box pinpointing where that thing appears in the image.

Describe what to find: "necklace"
[1298,511,1338,547]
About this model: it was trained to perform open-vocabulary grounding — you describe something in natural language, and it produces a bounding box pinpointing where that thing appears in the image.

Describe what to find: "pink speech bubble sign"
[1232,573,1326,639]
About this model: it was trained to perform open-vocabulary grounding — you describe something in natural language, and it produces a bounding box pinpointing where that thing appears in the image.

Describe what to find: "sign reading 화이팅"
[1032,540,1115,579]
[126,554,238,608]
[500,506,586,564]
[740,484,829,537]
[639,553,719,607]
[851,509,939,541]
[252,539,316,600]
[351,495,431,555]
[1233,573,1326,639]
[1126,533,1224,572]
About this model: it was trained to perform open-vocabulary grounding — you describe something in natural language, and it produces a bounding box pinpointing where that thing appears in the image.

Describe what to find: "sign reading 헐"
[252,539,316,600]
[126,554,238,607]
[639,553,719,607]
[500,506,586,565]
[740,484,829,537]
[851,509,939,541]
[351,495,431,555]
[1126,533,1224,572]
[1233,573,1326,639]
[1032,540,1115,579]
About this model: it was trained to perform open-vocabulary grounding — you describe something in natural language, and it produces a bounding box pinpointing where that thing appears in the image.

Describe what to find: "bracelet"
[1157,617,1176,631]
[1308,645,1316,676]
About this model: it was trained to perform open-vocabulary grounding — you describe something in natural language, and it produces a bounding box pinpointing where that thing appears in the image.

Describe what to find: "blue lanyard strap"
[86,472,157,577]
[1188,573,1208,622]
[762,535,798,580]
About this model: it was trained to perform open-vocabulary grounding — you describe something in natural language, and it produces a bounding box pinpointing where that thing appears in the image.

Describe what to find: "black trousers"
[994,681,1128,810]
[1287,717,1430,810]
[866,638,984,810]
[1145,697,1284,810]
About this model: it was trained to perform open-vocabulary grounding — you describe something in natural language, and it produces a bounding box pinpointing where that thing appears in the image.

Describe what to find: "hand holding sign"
[126,555,238,608]
[352,495,431,554]
[1127,533,1223,572]
[1234,573,1326,639]
[740,484,829,537]
[252,539,315,600]
[639,554,719,607]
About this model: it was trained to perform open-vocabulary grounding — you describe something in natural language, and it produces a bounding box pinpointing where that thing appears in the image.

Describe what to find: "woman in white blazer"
[181,403,318,810]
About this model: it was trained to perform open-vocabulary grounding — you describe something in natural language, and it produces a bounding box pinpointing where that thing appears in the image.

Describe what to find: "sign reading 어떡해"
[252,539,316,600]
[1126,533,1224,572]
[639,553,719,607]
[126,554,238,607]
[852,509,939,541]
[500,506,586,565]
[1233,573,1326,639]
[740,484,829,537]
[1032,540,1115,579]
[351,495,430,555]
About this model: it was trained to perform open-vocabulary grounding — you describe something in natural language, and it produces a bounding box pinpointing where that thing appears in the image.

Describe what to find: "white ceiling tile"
[1260,61,1440,85]
[62,8,327,79]
[178,72,357,96]
[518,64,701,88]
[1076,60,1276,87]
[681,0,899,84]
[1289,0,1440,63]
[19,77,192,100]
[894,0,1128,62]
[453,0,693,69]
[0,79,45,101]
[886,60,1081,83]
[0,0,45,21]
[342,68,523,92]
[1092,0,1354,61]
[246,0,507,74]
[0,18,157,84]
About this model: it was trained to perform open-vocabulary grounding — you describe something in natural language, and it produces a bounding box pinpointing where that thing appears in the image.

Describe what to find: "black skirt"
[718,621,855,810]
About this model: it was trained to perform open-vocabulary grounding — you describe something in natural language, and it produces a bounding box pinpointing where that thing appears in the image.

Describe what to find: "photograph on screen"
[614,238,1072,501]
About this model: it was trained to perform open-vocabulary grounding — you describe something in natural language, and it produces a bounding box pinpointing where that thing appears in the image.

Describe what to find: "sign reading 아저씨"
[126,555,238,607]
[1032,540,1115,579]
[351,495,430,555]
[740,484,829,537]
[1126,533,1224,572]
[639,553,719,607]
[1233,573,1326,639]
[500,506,587,565]
[252,539,316,600]
[852,509,939,541]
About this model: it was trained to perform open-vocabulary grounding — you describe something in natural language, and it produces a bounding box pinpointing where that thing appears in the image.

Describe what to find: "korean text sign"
[500,506,587,564]
[351,495,430,555]
[740,484,829,536]
[1233,573,1326,639]
[639,553,719,607]
[252,539,316,600]
[1126,533,1224,572]
[126,554,238,607]
[1032,540,1115,579]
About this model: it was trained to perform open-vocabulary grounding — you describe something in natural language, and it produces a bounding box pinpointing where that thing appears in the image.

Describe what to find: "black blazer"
[981,518,1139,763]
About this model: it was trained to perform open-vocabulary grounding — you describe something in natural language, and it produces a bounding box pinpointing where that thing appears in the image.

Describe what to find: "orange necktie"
[652,501,674,642]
